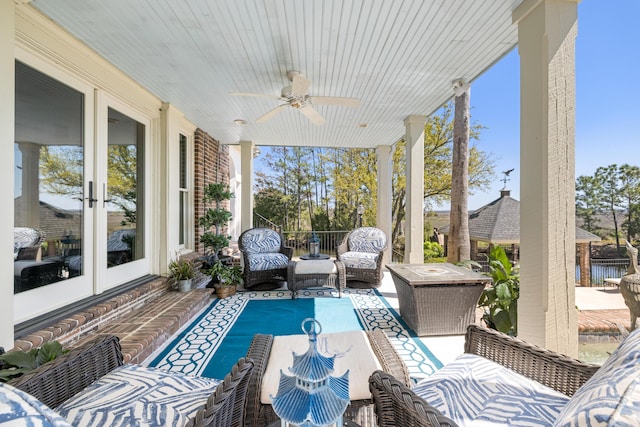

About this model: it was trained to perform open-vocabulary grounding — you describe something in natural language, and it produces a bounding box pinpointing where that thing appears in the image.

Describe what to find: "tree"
[594,165,624,253]
[576,175,603,234]
[619,164,640,243]
[448,87,471,263]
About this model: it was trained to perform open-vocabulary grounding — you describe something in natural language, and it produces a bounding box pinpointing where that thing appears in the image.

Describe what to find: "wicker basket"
[215,285,237,299]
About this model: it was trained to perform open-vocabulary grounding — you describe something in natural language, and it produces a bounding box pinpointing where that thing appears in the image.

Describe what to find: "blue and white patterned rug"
[147,288,443,382]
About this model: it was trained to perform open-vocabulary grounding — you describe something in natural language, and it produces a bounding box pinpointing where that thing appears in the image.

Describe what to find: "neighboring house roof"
[440,190,601,244]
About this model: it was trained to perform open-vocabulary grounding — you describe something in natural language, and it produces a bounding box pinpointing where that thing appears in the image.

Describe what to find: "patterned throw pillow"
[413,353,570,426]
[56,364,220,427]
[0,382,72,427]
[554,328,640,426]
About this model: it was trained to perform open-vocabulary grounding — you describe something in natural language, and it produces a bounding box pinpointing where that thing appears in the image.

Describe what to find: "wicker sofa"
[336,226,388,288]
[369,324,640,426]
[4,335,254,426]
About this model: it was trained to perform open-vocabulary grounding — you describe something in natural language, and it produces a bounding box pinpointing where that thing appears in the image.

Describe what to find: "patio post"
[239,141,254,232]
[404,116,426,264]
[376,145,393,266]
[0,0,15,349]
[514,0,578,356]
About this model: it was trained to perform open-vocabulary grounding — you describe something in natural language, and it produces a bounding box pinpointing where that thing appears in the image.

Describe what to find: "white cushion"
[55,365,220,427]
[294,260,337,275]
[554,328,640,427]
[261,330,381,403]
[413,353,570,426]
[0,381,72,426]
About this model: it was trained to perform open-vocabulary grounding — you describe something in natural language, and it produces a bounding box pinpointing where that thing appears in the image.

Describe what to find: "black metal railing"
[280,230,349,258]
[576,258,630,286]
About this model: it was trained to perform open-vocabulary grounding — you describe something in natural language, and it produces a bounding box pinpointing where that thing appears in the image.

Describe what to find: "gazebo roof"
[440,190,601,244]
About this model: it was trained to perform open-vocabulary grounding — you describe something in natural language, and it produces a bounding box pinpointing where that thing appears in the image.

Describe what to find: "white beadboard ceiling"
[31,0,523,148]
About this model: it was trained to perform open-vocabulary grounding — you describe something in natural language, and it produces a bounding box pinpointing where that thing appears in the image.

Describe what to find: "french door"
[14,58,150,322]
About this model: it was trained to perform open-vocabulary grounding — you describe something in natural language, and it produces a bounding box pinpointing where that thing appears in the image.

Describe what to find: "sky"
[463,0,640,210]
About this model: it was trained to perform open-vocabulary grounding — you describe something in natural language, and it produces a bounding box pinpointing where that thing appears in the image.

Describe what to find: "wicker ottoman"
[287,259,345,299]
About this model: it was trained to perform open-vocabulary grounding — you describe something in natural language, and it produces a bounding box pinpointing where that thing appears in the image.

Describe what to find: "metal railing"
[281,230,349,258]
[252,212,282,233]
[576,258,631,286]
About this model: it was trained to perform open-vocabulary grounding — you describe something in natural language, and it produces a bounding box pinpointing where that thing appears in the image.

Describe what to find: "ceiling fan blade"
[310,96,360,107]
[256,104,288,123]
[230,92,282,100]
[299,105,326,125]
[291,74,311,97]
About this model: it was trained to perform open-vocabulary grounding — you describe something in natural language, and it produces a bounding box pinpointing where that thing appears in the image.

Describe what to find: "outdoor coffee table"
[387,263,491,336]
[245,329,410,427]
[287,259,345,299]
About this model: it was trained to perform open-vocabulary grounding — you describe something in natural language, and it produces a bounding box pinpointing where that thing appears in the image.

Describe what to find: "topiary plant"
[198,183,234,264]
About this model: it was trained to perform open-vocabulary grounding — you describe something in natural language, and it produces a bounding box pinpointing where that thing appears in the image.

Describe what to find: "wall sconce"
[252,146,261,158]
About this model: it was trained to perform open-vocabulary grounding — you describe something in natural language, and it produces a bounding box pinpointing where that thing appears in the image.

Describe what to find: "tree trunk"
[448,85,471,263]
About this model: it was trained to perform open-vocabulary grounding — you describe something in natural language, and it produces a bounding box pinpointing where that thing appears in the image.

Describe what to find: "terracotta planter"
[215,285,237,299]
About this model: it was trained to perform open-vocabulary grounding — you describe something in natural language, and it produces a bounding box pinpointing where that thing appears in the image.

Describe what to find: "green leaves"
[0,341,67,382]
[477,246,519,336]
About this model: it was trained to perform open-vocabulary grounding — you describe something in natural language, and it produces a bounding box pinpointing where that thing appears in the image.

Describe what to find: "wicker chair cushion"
[241,229,282,254]
[55,364,220,427]
[339,251,378,269]
[413,353,570,426]
[247,253,290,271]
[0,382,73,427]
[347,227,387,253]
[554,328,640,427]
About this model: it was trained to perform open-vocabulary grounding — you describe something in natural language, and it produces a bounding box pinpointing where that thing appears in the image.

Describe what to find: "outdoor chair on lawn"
[336,226,388,288]
[239,227,293,290]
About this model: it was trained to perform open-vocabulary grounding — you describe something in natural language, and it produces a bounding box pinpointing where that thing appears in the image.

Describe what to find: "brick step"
[13,277,215,364]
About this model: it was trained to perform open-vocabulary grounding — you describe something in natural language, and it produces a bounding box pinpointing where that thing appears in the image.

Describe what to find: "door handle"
[103,183,113,207]
[86,181,98,208]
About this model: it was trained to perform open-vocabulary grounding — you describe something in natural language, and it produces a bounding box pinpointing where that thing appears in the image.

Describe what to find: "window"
[179,133,188,246]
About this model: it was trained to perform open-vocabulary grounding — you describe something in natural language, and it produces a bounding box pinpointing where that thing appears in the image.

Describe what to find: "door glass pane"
[107,108,144,268]
[14,61,84,293]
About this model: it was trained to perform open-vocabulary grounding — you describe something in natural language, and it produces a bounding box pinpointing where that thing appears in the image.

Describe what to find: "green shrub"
[477,246,519,336]
[423,241,444,261]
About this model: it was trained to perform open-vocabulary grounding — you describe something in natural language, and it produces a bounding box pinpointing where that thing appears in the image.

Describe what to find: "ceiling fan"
[231,71,360,125]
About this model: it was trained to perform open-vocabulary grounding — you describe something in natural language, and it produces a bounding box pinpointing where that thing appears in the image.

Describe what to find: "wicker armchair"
[336,226,388,288]
[185,358,254,427]
[369,324,601,427]
[239,228,293,290]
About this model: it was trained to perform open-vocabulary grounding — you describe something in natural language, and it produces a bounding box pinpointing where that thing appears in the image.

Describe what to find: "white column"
[514,0,578,356]
[239,141,254,232]
[0,0,15,350]
[404,115,426,264]
[376,145,393,266]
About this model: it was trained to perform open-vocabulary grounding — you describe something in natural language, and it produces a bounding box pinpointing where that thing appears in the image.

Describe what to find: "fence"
[280,230,349,258]
[576,258,630,286]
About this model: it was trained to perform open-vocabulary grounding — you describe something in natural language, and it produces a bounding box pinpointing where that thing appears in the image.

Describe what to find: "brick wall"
[194,129,230,255]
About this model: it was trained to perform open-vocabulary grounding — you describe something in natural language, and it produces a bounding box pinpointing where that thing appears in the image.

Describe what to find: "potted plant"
[208,259,243,299]
[199,183,234,266]
[168,255,196,292]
